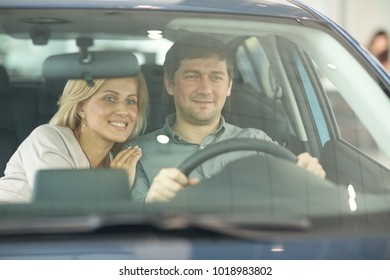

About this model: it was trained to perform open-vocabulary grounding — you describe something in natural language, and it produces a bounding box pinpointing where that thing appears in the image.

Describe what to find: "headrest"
[140,64,164,82]
[42,51,140,84]
[0,65,10,96]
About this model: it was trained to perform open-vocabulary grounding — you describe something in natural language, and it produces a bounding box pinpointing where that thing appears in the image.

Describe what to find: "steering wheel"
[178,138,297,176]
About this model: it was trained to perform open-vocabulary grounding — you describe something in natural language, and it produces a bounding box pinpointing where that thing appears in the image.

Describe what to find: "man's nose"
[196,77,212,93]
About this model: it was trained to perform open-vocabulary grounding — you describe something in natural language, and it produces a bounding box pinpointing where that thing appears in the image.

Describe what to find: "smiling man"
[125,34,326,203]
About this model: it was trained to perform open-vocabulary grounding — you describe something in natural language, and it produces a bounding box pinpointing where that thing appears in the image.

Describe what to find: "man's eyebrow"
[210,70,227,75]
[182,69,226,75]
[182,69,200,74]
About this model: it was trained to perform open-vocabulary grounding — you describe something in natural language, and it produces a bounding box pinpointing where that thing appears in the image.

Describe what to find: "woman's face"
[79,77,139,146]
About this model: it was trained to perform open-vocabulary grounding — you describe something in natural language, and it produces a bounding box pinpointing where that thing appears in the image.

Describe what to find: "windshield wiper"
[154,213,311,241]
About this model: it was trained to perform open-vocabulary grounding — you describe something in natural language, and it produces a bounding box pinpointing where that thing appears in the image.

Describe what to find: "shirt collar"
[163,113,226,144]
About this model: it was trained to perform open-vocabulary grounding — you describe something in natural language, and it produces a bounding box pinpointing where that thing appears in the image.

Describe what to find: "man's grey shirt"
[125,114,276,202]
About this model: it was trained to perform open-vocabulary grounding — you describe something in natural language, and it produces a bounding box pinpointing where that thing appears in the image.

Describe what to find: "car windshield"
[0,6,390,241]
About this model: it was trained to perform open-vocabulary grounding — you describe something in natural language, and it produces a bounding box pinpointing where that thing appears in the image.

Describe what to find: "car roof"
[0,0,337,44]
[0,0,320,20]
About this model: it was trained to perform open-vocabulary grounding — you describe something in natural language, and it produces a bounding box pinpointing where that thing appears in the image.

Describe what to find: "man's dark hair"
[163,34,234,83]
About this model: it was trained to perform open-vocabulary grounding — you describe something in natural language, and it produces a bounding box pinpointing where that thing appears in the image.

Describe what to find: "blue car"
[0,0,389,261]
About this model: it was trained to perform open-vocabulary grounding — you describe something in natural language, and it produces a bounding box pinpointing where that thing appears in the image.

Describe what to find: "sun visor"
[42,51,140,83]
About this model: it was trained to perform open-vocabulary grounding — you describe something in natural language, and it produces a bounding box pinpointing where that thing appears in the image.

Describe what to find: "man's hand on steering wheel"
[297,152,326,179]
[145,168,199,203]
[145,139,325,203]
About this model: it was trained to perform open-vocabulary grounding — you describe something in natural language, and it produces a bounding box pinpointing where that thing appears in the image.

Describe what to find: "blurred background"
[302,0,390,72]
[302,0,389,46]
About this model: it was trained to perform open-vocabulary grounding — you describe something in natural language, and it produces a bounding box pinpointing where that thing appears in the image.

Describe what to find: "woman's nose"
[115,102,130,116]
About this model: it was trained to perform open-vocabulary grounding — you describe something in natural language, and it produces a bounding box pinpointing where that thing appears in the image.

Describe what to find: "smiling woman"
[0,74,149,203]
[65,78,140,145]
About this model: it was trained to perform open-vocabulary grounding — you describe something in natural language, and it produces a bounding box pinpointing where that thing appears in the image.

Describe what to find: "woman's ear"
[76,103,87,127]
[76,103,85,119]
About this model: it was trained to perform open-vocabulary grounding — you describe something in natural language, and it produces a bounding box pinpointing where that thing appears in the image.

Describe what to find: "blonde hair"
[50,73,149,142]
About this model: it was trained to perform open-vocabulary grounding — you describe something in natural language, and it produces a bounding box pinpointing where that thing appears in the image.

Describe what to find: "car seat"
[38,77,67,125]
[0,65,14,131]
[0,65,19,175]
[0,127,18,176]
[140,64,165,133]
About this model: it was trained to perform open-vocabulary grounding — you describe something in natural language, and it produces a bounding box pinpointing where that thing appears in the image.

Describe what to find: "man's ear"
[226,79,233,97]
[164,73,174,96]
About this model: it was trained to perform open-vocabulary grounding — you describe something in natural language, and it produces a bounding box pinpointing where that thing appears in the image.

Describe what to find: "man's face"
[165,56,232,126]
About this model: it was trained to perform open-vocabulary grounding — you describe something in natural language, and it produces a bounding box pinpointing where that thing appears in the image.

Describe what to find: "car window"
[315,65,390,168]
[235,38,263,93]
[228,30,390,170]
[279,28,389,169]
[290,48,330,147]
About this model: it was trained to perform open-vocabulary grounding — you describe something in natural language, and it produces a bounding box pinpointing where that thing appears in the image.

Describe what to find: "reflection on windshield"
[0,35,172,78]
